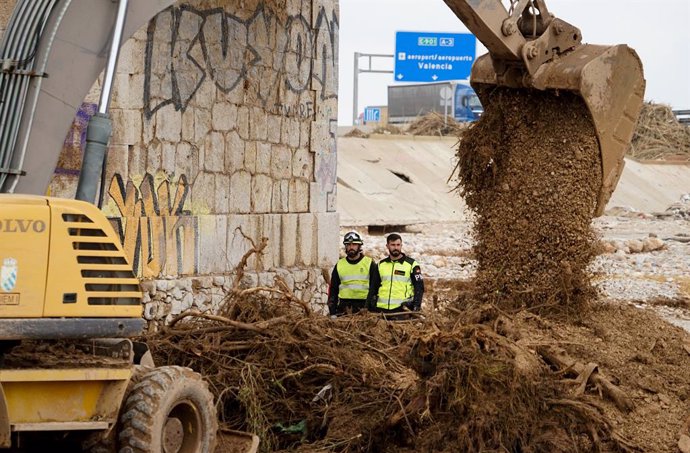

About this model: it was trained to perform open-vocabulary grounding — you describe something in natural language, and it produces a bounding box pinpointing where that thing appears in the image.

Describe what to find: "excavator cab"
[444,0,645,215]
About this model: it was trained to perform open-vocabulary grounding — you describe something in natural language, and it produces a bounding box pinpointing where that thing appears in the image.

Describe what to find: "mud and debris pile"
[454,88,602,315]
[343,128,370,138]
[406,112,469,137]
[148,297,632,453]
[3,340,130,369]
[629,102,690,161]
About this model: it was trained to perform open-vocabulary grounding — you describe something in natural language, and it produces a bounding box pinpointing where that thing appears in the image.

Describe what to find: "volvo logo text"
[0,219,47,233]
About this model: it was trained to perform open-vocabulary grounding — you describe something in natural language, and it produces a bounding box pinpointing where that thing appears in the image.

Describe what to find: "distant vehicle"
[673,109,690,125]
[387,81,483,124]
[362,106,388,125]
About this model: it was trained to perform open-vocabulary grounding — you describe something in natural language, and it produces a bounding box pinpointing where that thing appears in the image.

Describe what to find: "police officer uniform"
[368,254,424,313]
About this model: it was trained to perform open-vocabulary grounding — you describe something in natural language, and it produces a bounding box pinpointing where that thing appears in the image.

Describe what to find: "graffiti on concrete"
[271,101,314,120]
[312,6,339,101]
[143,3,338,119]
[108,173,198,278]
[56,102,98,174]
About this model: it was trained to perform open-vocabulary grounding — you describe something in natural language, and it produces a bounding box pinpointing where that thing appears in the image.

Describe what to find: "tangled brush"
[629,103,690,161]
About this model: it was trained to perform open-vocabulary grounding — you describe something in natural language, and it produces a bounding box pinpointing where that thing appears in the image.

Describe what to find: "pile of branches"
[629,102,690,161]
[406,112,470,137]
[371,124,403,135]
[147,295,637,451]
[343,128,370,139]
[343,125,403,138]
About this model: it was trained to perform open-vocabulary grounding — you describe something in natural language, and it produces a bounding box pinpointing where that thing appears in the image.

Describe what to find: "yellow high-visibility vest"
[377,258,418,310]
[337,256,373,300]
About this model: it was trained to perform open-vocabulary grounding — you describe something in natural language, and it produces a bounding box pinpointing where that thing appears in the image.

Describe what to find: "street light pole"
[353,52,360,126]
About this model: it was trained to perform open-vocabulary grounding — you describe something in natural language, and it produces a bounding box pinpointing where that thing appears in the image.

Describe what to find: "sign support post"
[352,52,393,126]
[440,85,453,127]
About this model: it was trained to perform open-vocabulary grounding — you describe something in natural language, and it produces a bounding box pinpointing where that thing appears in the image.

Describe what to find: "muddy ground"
[335,212,690,453]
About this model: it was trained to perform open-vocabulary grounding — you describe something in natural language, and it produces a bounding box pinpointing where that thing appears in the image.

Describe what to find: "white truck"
[387,81,482,124]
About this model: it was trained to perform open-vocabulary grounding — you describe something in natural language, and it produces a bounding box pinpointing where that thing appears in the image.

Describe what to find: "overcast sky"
[338,0,690,125]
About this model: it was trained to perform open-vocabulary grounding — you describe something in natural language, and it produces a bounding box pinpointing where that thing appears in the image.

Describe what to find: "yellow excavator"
[0,195,246,452]
[444,0,645,215]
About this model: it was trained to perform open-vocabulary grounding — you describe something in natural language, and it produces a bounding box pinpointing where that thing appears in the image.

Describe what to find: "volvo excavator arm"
[443,0,646,216]
[443,0,582,82]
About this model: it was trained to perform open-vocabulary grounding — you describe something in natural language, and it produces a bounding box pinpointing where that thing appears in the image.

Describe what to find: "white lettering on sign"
[418,63,453,71]
[404,54,473,62]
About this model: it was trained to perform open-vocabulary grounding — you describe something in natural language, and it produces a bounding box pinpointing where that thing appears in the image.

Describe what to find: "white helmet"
[343,231,363,245]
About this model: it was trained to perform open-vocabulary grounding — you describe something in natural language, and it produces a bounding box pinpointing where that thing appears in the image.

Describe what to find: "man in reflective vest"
[367,233,424,314]
[326,231,377,317]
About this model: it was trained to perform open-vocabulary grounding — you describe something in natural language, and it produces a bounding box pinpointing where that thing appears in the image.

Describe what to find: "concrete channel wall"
[338,135,690,226]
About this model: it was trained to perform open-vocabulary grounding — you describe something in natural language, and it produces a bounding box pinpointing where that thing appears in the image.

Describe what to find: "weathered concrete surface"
[607,159,690,213]
[0,0,15,37]
[338,135,690,226]
[337,135,468,226]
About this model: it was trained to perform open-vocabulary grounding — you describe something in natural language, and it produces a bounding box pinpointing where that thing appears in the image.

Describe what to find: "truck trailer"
[387,81,483,124]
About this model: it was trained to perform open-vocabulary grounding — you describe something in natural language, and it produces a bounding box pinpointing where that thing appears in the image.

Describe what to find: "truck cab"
[454,84,483,122]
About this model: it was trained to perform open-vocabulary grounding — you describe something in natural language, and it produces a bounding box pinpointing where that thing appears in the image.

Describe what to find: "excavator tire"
[117,366,218,453]
[87,365,155,453]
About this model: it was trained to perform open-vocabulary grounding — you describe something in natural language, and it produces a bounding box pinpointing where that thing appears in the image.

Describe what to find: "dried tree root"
[167,310,269,333]
[538,346,634,412]
[387,394,426,427]
[231,237,269,292]
[275,276,312,316]
[547,398,641,452]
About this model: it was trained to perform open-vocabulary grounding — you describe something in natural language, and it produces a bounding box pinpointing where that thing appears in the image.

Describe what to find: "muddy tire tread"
[117,365,217,453]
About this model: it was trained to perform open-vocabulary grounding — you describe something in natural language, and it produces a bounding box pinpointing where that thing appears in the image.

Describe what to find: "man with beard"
[326,231,377,318]
[368,233,424,315]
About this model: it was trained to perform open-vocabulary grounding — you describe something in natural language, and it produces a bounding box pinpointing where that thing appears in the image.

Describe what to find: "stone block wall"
[0,1,15,38]
[45,0,341,321]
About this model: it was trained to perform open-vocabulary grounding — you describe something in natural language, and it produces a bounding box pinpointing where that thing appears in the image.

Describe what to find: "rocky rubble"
[657,195,690,219]
[140,270,328,325]
[599,236,665,254]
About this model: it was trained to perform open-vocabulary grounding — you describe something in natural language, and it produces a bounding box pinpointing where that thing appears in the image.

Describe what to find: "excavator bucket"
[471,44,645,216]
[444,0,646,216]
[221,429,261,453]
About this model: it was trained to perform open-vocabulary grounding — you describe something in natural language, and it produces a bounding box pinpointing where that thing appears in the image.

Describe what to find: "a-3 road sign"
[394,31,476,83]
